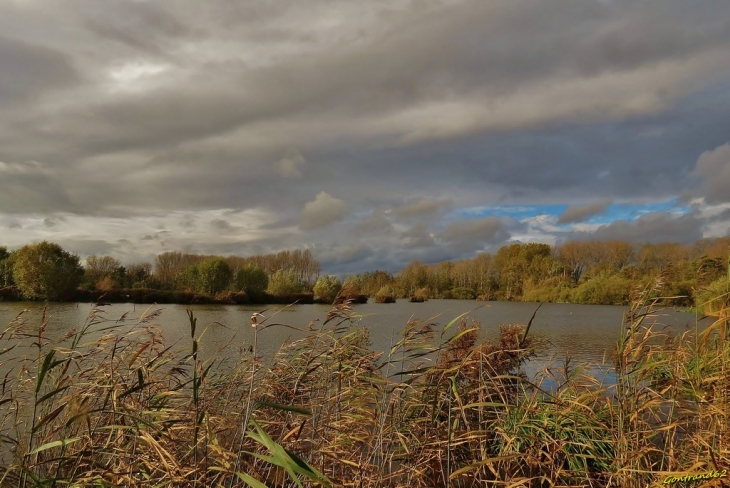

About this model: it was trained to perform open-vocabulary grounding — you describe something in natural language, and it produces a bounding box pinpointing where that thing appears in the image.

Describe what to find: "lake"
[0,299,708,380]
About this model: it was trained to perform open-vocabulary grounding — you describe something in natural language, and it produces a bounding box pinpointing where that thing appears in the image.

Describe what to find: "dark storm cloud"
[328,245,373,266]
[210,219,237,233]
[437,217,511,254]
[566,212,704,244]
[259,216,301,231]
[5,2,729,166]
[401,224,436,249]
[0,36,80,107]
[57,239,118,257]
[708,208,730,223]
[83,2,194,57]
[558,200,612,224]
[0,172,77,213]
[393,199,451,219]
[180,214,196,229]
[2,0,730,269]
[354,211,394,235]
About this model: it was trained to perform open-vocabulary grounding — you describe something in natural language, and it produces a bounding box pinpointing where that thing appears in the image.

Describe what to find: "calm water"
[0,299,707,375]
[0,300,711,466]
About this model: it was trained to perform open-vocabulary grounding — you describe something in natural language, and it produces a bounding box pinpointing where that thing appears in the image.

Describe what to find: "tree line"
[341,238,730,308]
[0,244,321,303]
[1,238,728,307]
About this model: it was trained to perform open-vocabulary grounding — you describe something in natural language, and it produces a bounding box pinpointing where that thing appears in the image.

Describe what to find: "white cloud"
[300,192,349,230]
[107,60,171,93]
[0,208,280,262]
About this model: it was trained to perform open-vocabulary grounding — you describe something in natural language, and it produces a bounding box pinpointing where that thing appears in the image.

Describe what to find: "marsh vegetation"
[0,280,728,487]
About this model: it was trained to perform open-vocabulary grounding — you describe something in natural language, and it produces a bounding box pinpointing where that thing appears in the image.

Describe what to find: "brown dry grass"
[0,281,728,487]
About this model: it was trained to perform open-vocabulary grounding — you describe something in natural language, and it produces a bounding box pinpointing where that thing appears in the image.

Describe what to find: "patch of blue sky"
[459,199,691,225]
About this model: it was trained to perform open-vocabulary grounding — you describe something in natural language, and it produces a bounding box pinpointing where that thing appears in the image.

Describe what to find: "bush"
[266,269,304,296]
[571,273,632,305]
[197,257,233,295]
[522,278,572,303]
[236,266,268,298]
[449,287,476,300]
[695,278,729,315]
[313,275,342,304]
[375,285,396,303]
[409,287,429,302]
[12,241,84,300]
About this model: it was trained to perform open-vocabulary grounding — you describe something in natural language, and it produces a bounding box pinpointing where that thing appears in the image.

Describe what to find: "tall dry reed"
[0,282,727,487]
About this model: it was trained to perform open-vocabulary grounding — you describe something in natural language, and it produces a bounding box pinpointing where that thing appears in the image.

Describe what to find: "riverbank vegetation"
[1,238,728,311]
[0,282,728,486]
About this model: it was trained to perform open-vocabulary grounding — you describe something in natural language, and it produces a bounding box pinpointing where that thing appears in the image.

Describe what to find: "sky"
[1,0,730,275]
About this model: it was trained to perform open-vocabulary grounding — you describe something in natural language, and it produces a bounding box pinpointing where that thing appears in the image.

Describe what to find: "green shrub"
[12,241,83,300]
[267,269,304,296]
[375,285,396,303]
[196,257,233,295]
[449,287,476,300]
[522,279,572,303]
[571,273,632,305]
[235,265,268,297]
[313,275,342,304]
[695,277,729,315]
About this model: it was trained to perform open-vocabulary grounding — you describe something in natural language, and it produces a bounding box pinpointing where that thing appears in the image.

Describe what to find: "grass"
[0,278,728,487]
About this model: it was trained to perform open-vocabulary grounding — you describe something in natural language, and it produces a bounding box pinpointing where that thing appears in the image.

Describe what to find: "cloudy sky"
[2,0,730,274]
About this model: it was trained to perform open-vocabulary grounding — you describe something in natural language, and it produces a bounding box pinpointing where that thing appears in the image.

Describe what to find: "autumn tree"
[313,275,342,303]
[179,265,200,292]
[0,247,13,288]
[353,270,395,296]
[154,251,183,288]
[154,251,203,290]
[196,257,233,295]
[84,255,122,290]
[238,250,320,286]
[397,260,430,296]
[290,249,321,288]
[340,276,363,297]
[13,241,84,300]
[125,262,152,288]
[429,261,454,296]
[267,269,304,296]
[450,260,473,289]
[604,241,635,272]
[556,241,610,282]
[236,266,269,298]
[492,243,553,299]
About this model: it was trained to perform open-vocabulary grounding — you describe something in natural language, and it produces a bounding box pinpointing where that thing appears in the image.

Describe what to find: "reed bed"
[0,280,728,487]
